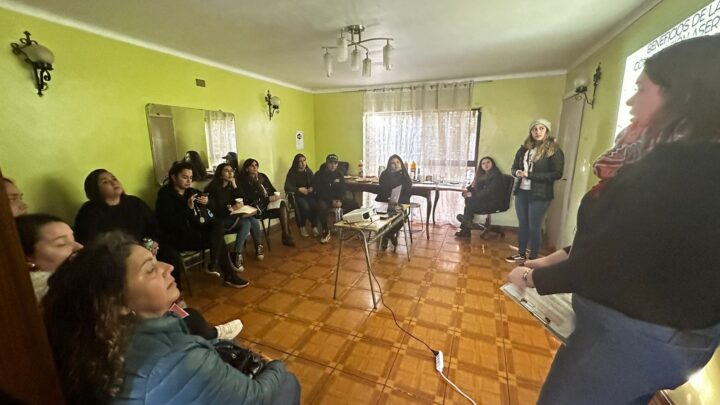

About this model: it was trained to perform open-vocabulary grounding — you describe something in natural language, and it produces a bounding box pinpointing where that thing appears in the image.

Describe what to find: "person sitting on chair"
[312,153,360,244]
[155,161,248,288]
[455,156,506,238]
[238,158,295,247]
[184,150,212,181]
[42,232,300,404]
[205,163,264,271]
[284,153,319,238]
[376,154,412,250]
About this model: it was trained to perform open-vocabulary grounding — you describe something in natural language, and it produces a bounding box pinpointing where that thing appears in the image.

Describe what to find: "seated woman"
[205,163,264,270]
[238,158,295,247]
[156,161,248,288]
[312,153,360,244]
[284,153,319,238]
[42,232,300,404]
[184,150,212,181]
[74,169,186,287]
[2,177,28,217]
[375,155,412,250]
[15,214,82,301]
[18,214,240,340]
[455,156,506,238]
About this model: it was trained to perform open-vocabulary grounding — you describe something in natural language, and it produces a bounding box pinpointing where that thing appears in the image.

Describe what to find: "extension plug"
[435,351,444,372]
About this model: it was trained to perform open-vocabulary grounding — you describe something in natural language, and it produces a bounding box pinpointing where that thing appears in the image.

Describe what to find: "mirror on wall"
[145,104,237,185]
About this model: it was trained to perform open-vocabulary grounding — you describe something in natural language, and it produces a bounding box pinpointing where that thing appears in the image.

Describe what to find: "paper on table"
[501,283,575,343]
[230,205,258,217]
[267,199,282,210]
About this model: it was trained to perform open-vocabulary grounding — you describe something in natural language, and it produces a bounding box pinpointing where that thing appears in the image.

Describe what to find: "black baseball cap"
[326,154,339,163]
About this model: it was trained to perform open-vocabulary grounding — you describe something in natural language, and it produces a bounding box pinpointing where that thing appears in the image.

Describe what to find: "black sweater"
[238,173,276,209]
[284,169,314,193]
[155,184,215,246]
[533,142,720,329]
[511,145,564,200]
[375,170,412,204]
[204,181,244,219]
[74,195,158,244]
[312,164,346,203]
[469,174,505,211]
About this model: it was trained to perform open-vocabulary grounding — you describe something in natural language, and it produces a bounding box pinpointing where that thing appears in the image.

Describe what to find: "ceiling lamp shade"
[382,41,393,71]
[321,25,393,78]
[323,49,333,77]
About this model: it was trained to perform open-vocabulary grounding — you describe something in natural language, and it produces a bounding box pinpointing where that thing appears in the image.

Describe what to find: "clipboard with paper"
[500,283,576,343]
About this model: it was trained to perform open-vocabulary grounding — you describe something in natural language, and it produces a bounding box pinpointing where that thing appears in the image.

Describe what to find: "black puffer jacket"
[511,145,564,201]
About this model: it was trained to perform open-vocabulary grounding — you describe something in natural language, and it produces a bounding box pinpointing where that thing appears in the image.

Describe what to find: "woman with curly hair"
[42,231,300,404]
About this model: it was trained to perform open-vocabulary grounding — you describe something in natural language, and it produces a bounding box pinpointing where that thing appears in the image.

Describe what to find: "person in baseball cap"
[325,153,339,163]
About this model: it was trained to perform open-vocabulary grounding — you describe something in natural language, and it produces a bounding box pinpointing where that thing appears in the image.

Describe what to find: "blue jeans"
[293,194,318,227]
[233,217,262,252]
[538,295,720,405]
[514,190,551,258]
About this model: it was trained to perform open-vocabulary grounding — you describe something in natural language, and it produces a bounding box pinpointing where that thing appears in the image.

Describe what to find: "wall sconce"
[265,90,280,120]
[574,63,602,109]
[10,31,55,96]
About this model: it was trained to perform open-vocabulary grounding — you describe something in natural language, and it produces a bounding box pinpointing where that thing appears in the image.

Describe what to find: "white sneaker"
[300,226,310,238]
[312,227,320,237]
[215,319,243,340]
[320,231,331,244]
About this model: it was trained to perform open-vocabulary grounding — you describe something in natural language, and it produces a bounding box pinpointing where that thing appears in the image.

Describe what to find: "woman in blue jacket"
[42,231,300,404]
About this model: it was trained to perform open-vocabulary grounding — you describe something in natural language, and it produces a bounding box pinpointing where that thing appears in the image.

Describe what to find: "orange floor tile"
[184,223,560,404]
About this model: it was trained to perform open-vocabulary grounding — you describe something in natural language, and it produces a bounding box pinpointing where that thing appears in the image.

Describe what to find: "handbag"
[214,340,267,378]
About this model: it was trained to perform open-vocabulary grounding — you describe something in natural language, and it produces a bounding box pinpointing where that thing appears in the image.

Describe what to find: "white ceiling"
[2,0,659,92]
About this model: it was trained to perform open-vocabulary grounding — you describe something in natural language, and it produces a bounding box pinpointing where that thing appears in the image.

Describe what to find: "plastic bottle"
[410,161,417,180]
[358,160,364,177]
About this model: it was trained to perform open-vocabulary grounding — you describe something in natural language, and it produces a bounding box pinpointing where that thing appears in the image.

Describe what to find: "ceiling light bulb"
[350,48,361,71]
[383,41,393,71]
[323,49,333,77]
[362,55,372,77]
[336,35,348,62]
[574,77,588,90]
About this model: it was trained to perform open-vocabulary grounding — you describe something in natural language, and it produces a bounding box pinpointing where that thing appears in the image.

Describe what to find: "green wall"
[0,7,315,222]
[560,0,714,245]
[313,76,567,226]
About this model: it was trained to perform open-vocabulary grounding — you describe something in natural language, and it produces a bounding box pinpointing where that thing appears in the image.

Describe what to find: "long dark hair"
[286,153,313,177]
[474,156,502,183]
[240,158,260,184]
[42,231,137,403]
[642,34,720,145]
[382,154,411,179]
[206,162,232,192]
[184,150,208,180]
[15,213,66,256]
[164,161,194,186]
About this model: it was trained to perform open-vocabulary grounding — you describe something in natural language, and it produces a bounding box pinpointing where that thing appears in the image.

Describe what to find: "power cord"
[365,247,477,405]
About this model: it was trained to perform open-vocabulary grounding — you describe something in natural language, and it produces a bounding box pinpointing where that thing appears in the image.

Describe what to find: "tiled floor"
[185,223,561,404]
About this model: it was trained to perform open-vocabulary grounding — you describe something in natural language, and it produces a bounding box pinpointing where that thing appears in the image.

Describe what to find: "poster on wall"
[616,0,720,134]
[295,130,304,150]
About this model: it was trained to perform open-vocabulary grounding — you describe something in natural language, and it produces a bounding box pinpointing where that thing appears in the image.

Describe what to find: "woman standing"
[284,154,319,237]
[508,35,720,404]
[205,163,264,271]
[42,232,300,404]
[238,158,295,247]
[507,119,564,262]
[455,156,506,238]
[156,161,248,288]
[375,154,412,250]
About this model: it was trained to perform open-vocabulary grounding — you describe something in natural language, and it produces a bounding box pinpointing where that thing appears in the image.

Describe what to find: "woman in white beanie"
[506,118,564,262]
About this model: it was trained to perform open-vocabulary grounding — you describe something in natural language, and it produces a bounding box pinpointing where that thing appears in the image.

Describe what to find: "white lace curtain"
[363,82,477,224]
[205,111,237,170]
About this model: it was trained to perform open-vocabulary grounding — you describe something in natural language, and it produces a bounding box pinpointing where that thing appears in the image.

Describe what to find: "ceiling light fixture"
[322,25,393,78]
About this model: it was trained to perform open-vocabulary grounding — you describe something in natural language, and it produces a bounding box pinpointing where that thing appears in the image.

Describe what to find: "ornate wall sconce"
[11,31,55,96]
[573,63,602,108]
[265,90,280,120]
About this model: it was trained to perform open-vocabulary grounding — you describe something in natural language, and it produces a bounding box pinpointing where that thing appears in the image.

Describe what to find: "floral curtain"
[204,111,237,170]
[363,82,477,224]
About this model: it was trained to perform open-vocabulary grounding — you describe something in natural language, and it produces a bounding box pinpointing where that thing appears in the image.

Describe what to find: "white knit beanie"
[529,118,552,133]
